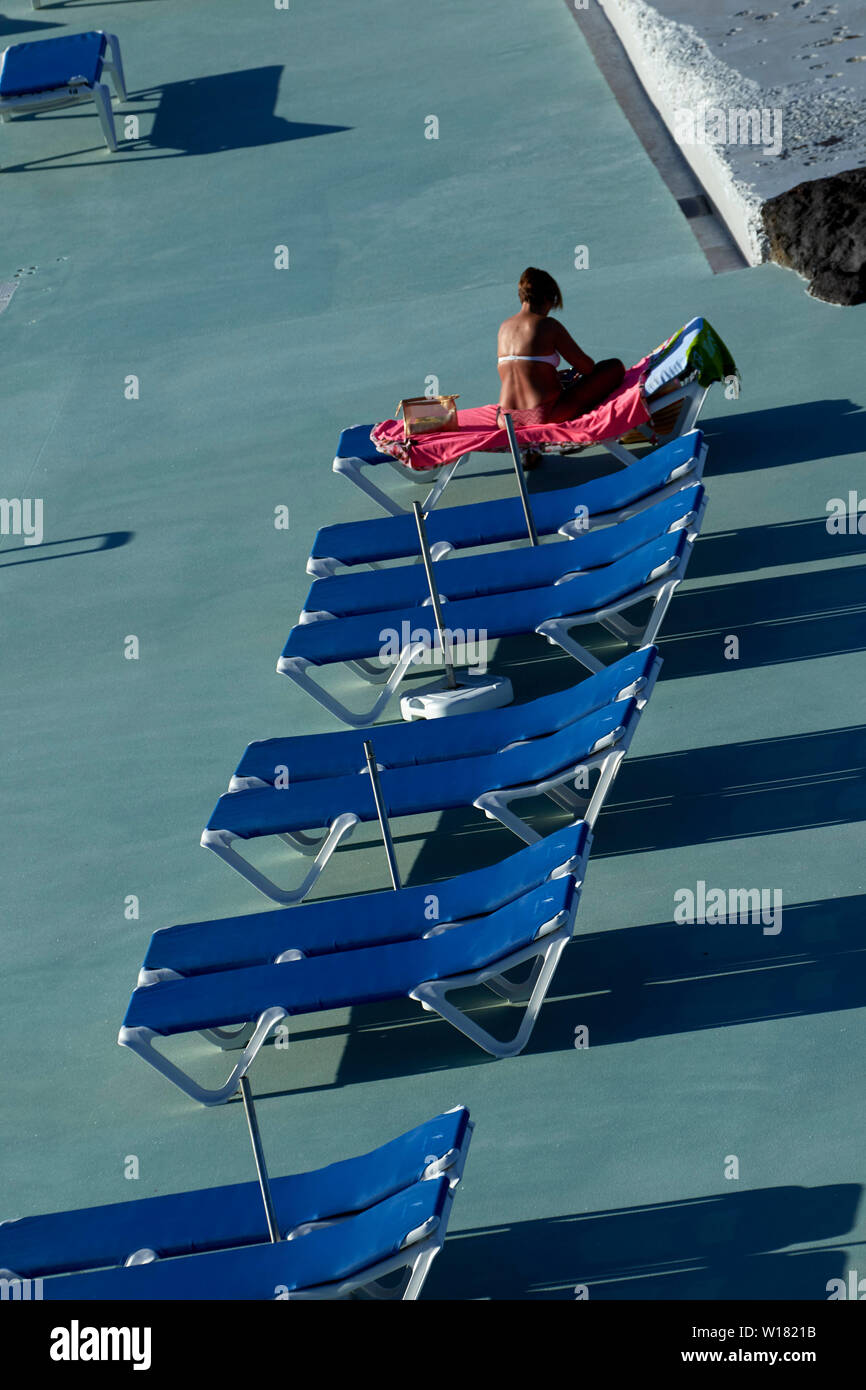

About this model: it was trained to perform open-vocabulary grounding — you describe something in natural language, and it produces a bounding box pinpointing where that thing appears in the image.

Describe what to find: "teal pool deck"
[2,0,864,1300]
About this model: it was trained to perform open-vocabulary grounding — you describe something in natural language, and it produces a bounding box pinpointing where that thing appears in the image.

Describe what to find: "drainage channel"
[563,0,748,274]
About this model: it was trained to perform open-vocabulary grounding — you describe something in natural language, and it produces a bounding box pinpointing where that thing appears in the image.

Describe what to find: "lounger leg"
[291,1238,443,1301]
[602,439,636,467]
[473,787,543,844]
[420,454,468,512]
[535,618,605,674]
[475,737,627,840]
[225,797,334,864]
[226,785,338,863]
[482,952,547,1002]
[344,657,394,685]
[411,936,569,1058]
[584,748,626,825]
[679,385,709,434]
[102,34,129,102]
[91,83,118,151]
[641,578,679,646]
[545,784,586,813]
[332,452,469,519]
[538,745,627,826]
[279,828,332,857]
[201,812,359,904]
[537,571,684,669]
[277,645,424,727]
[398,1247,440,1301]
[200,1022,256,1051]
[333,456,408,518]
[351,1268,413,1300]
[598,611,646,642]
[118,1007,288,1106]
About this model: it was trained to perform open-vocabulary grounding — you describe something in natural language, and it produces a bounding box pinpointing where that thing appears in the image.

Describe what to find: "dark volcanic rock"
[762,168,866,306]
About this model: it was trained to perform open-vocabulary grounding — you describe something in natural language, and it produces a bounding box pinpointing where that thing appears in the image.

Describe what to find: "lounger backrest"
[123,880,578,1037]
[153,825,592,975]
[283,533,691,665]
[237,647,659,785]
[0,1111,469,1279]
[302,486,704,620]
[207,701,638,839]
[34,1178,451,1300]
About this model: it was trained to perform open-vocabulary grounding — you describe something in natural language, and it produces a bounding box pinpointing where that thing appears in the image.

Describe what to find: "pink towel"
[371,357,652,470]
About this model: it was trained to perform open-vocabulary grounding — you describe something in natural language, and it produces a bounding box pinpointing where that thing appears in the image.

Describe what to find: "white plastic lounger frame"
[277,631,438,729]
[202,663,653,905]
[536,494,706,678]
[333,446,472,520]
[202,810,362,906]
[411,910,573,1060]
[0,34,127,153]
[119,898,580,1105]
[202,735,609,907]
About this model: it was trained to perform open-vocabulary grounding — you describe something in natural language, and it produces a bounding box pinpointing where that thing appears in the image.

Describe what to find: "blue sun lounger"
[302,486,703,621]
[332,390,708,518]
[120,866,588,1102]
[309,430,706,575]
[231,647,658,790]
[280,515,702,727]
[202,687,647,903]
[0,31,128,152]
[147,824,588,977]
[0,1107,472,1299]
[130,831,588,1098]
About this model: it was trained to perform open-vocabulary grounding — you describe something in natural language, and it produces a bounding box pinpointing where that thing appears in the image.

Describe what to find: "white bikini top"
[498,351,560,367]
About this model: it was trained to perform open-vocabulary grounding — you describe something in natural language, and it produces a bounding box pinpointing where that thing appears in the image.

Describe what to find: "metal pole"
[412,500,458,690]
[238,1075,281,1244]
[502,412,539,547]
[363,740,402,890]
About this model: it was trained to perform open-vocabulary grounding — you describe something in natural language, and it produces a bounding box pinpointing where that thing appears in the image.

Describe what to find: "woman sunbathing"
[497,267,625,427]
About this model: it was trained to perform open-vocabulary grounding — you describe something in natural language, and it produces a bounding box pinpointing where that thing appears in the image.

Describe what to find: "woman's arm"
[551,320,595,374]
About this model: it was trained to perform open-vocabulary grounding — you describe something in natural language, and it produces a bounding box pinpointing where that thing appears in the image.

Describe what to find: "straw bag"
[396,395,460,442]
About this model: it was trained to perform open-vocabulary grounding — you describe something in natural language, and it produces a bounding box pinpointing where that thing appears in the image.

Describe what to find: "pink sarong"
[371,357,652,470]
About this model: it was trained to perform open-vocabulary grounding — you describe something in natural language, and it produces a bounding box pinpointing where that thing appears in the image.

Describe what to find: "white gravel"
[598,0,866,262]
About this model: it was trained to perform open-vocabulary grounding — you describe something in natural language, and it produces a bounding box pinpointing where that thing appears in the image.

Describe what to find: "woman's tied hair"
[518,267,563,312]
